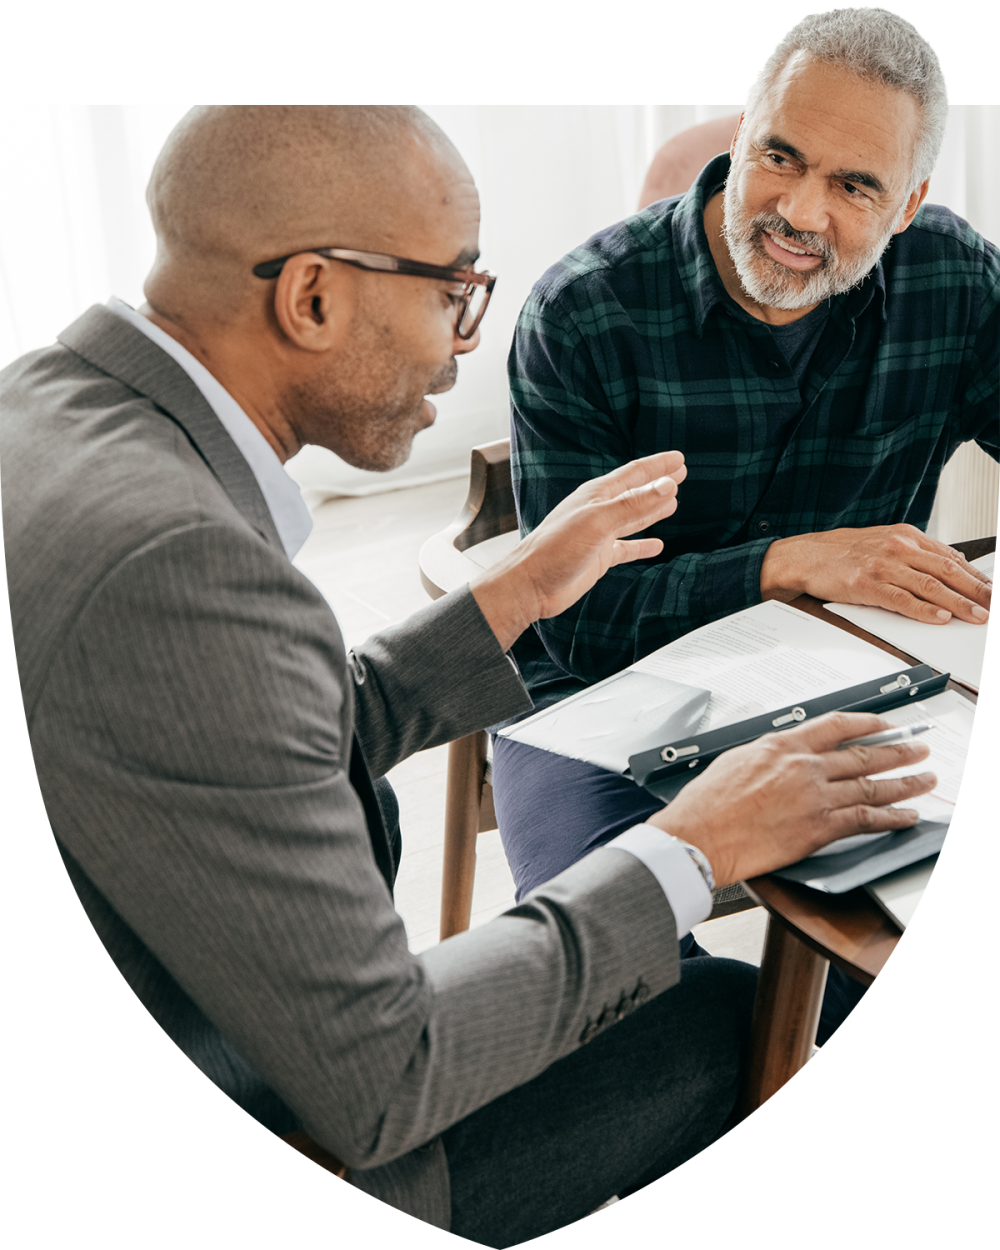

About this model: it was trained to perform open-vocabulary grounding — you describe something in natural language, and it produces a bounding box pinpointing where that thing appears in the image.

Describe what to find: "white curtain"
[2,105,996,531]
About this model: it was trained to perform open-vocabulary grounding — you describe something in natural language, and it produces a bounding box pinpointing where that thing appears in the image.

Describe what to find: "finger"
[944,547,993,587]
[914,534,994,588]
[609,537,666,565]
[829,769,937,812]
[772,710,894,754]
[916,552,991,609]
[546,456,685,527]
[891,550,992,618]
[823,800,924,841]
[823,738,931,781]
[873,577,989,625]
[861,533,992,621]
[590,451,686,497]
[590,473,683,538]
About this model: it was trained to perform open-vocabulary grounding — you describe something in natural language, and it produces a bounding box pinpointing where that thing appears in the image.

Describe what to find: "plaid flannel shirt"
[509,154,999,703]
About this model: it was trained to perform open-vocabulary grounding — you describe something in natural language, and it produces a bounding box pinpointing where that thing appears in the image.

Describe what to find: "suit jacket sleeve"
[348,582,532,778]
[30,516,682,1173]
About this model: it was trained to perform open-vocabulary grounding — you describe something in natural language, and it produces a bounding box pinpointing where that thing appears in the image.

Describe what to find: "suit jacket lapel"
[58,305,396,889]
[59,305,283,551]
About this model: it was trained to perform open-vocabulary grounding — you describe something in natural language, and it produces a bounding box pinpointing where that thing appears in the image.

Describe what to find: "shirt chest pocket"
[814,407,954,519]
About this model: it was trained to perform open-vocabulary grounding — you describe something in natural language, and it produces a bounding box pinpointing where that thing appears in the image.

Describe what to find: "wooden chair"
[637,113,742,210]
[419,439,520,940]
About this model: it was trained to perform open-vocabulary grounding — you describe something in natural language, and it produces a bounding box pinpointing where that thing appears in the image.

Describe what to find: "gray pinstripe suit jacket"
[1,306,682,1227]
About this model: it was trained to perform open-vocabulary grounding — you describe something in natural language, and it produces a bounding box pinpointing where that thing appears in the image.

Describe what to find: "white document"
[824,552,994,692]
[865,857,937,929]
[496,671,711,774]
[500,600,905,772]
[630,600,904,732]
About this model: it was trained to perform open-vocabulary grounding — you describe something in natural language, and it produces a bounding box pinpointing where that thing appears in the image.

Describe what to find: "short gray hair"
[745,8,948,190]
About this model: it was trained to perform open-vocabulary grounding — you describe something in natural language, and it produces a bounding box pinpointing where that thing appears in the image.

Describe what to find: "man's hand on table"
[471,450,687,652]
[760,523,992,624]
[648,712,936,890]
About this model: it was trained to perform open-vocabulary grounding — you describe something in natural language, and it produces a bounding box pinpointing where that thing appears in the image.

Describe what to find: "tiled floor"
[294,476,768,960]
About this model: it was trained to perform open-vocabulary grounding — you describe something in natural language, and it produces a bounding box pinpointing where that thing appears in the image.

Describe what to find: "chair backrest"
[637,114,741,210]
[419,439,517,600]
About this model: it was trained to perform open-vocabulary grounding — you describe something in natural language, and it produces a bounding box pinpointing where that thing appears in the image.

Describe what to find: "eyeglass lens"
[458,282,489,337]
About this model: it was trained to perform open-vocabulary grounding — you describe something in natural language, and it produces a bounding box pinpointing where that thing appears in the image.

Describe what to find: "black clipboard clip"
[628,664,950,789]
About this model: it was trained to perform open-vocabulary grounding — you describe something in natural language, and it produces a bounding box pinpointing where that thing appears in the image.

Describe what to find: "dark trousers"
[443,955,757,1248]
[371,766,855,1245]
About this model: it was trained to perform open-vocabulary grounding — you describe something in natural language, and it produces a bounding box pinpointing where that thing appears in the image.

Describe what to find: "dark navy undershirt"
[767,298,831,388]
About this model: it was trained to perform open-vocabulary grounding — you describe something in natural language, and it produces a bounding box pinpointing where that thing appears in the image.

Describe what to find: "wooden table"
[738,534,994,1115]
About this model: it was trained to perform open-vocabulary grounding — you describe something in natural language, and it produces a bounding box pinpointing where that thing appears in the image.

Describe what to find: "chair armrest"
[419,439,517,598]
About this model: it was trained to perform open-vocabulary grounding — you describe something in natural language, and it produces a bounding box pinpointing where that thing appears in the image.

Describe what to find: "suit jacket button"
[614,991,634,1021]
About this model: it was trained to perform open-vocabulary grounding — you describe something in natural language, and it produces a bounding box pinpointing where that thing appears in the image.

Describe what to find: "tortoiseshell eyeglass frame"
[252,246,496,339]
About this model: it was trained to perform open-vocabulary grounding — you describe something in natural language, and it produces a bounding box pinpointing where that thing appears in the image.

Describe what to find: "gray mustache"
[749,213,834,262]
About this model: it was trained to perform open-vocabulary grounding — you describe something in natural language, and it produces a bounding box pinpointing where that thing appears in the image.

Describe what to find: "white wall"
[3,105,996,520]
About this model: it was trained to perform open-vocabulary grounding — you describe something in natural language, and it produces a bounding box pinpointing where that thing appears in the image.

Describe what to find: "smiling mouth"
[766,231,819,256]
[760,229,825,271]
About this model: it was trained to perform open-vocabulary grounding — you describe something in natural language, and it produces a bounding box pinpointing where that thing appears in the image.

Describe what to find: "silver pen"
[836,722,933,750]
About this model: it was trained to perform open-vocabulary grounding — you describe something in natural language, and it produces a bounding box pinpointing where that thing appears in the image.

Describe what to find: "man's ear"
[730,113,746,159]
[894,179,930,235]
[272,254,355,352]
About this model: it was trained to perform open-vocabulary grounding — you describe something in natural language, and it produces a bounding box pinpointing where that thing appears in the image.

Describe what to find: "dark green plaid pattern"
[509,154,999,701]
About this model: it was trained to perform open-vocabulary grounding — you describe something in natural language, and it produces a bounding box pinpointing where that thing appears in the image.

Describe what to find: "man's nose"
[776,175,831,236]
[454,324,481,355]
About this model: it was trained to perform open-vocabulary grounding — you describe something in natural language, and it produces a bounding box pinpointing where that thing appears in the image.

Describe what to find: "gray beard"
[721,179,900,311]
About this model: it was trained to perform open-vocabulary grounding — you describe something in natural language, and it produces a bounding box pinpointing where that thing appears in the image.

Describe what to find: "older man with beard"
[493,7,997,1040]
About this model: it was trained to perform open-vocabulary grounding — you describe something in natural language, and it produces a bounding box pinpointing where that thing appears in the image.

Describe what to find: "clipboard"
[628,663,950,801]
[628,664,958,893]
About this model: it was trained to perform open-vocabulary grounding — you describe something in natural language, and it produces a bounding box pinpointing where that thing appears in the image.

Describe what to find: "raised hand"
[760,523,991,624]
[471,451,687,650]
[647,711,937,889]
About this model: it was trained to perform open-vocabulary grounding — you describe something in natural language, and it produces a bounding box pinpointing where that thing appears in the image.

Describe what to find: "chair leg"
[440,731,488,941]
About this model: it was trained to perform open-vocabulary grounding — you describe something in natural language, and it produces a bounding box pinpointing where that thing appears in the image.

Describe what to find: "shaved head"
[138,105,482,473]
[144,105,468,325]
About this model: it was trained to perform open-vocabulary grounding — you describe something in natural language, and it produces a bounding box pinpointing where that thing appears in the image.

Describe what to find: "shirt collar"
[672,153,888,336]
[107,298,313,559]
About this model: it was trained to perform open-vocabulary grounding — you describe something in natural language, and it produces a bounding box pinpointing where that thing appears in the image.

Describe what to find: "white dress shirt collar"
[107,297,313,560]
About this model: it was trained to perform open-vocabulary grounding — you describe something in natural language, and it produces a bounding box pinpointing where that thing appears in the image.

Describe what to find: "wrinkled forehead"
[742,51,921,192]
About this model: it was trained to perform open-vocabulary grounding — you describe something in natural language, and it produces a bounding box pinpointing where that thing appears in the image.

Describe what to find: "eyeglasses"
[252,246,496,340]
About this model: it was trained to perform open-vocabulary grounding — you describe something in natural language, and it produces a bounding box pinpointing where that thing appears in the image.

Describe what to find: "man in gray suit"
[1,106,935,1247]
